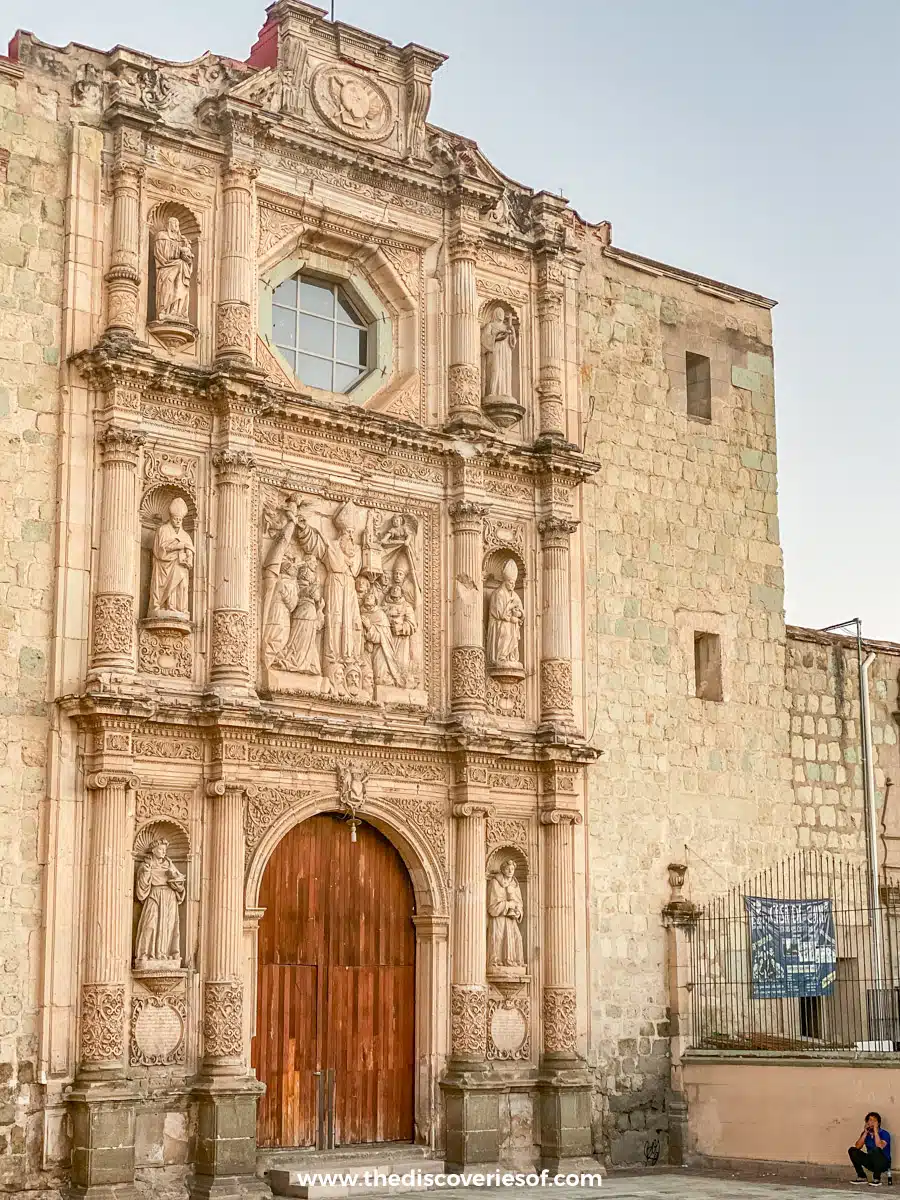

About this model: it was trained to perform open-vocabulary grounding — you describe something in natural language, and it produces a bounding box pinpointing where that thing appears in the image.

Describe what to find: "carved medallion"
[130,993,186,1066]
[310,66,394,143]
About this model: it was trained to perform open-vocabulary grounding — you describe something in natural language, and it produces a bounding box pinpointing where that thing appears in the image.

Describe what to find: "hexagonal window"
[271,274,371,395]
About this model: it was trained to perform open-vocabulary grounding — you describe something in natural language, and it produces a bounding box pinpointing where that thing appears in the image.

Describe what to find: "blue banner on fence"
[744,897,837,999]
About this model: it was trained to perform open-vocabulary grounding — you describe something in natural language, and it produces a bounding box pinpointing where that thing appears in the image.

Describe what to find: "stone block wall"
[787,627,900,863]
[0,62,65,1194]
[578,244,797,1164]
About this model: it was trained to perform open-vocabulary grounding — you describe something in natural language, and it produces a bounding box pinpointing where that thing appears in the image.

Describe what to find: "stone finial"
[663,862,698,927]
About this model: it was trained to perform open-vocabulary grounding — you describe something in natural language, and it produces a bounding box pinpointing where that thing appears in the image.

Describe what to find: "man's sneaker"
[869,1179,882,1186]
[851,1178,868,1184]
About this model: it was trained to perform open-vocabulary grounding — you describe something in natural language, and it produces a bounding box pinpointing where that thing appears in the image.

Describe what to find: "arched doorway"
[253,814,416,1148]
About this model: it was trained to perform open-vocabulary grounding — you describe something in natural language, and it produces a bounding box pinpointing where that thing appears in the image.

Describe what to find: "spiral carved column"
[446,233,485,432]
[78,772,138,1080]
[90,427,144,674]
[538,517,579,729]
[201,782,246,1075]
[216,164,255,361]
[449,502,488,717]
[210,450,255,688]
[105,162,143,334]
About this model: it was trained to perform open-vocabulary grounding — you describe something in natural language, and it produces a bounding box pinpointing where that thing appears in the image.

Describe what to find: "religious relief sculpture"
[481,303,524,429]
[147,498,194,623]
[148,205,199,351]
[486,559,525,680]
[133,837,186,971]
[260,491,426,705]
[310,65,395,143]
[487,858,526,975]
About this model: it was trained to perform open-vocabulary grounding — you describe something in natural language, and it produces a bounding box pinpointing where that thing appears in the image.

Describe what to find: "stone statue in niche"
[153,217,194,321]
[481,304,524,429]
[487,559,525,679]
[134,837,186,969]
[147,497,194,622]
[487,858,525,971]
[260,491,425,705]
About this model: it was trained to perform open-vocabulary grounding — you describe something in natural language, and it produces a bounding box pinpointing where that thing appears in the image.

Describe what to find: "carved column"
[78,772,138,1079]
[536,285,566,443]
[105,161,143,334]
[201,781,246,1074]
[449,502,489,717]
[450,800,489,1064]
[446,233,485,432]
[210,451,255,689]
[216,164,255,361]
[538,517,579,729]
[540,809,580,1063]
[90,427,144,675]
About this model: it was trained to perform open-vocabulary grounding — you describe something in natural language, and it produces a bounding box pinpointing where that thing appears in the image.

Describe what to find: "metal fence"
[689,850,900,1052]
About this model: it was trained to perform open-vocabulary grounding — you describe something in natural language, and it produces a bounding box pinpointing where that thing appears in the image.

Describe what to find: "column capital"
[85,772,139,791]
[212,448,256,476]
[110,160,144,186]
[449,500,489,527]
[452,801,492,819]
[448,231,480,262]
[538,516,579,545]
[221,162,258,190]
[97,425,145,464]
[206,779,251,799]
[539,807,583,827]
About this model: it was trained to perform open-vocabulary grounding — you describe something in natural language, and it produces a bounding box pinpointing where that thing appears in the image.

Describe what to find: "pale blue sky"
[6,0,898,638]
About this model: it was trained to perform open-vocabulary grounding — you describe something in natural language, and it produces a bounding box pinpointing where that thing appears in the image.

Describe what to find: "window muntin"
[272,275,369,393]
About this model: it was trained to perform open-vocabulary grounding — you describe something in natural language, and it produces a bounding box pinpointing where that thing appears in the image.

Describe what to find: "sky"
[5,0,898,639]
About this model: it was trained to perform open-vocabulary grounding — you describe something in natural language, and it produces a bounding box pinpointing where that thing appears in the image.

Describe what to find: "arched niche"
[486,845,529,979]
[139,484,197,625]
[131,818,190,973]
[480,299,524,430]
[147,201,200,350]
[483,547,526,682]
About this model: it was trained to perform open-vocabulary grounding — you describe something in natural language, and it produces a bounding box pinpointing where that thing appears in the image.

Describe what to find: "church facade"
[1,2,894,1197]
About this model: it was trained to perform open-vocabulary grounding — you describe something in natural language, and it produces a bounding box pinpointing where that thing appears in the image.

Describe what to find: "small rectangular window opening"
[693,631,723,702]
[799,995,822,1040]
[686,351,712,421]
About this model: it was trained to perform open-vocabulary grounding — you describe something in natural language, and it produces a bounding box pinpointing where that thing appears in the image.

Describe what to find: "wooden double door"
[253,815,416,1148]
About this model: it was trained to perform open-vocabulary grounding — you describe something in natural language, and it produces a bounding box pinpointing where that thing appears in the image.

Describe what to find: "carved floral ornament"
[310,65,395,142]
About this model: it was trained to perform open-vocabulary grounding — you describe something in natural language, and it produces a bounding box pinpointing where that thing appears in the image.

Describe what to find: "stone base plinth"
[191,1077,270,1200]
[66,1081,139,1199]
[537,1066,594,1172]
[440,1071,502,1170]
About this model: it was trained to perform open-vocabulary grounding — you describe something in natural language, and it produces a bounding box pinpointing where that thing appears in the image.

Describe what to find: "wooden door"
[253,814,416,1148]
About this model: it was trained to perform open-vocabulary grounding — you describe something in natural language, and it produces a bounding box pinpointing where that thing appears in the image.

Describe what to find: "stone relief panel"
[487,993,530,1062]
[259,487,428,707]
[310,65,395,143]
[130,991,187,1067]
[147,202,199,352]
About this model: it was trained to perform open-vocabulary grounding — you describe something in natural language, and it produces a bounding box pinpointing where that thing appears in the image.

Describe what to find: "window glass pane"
[336,324,367,367]
[296,353,333,391]
[273,277,297,307]
[334,363,363,393]
[299,278,334,318]
[335,290,363,327]
[278,348,297,373]
[298,313,334,358]
[272,306,296,348]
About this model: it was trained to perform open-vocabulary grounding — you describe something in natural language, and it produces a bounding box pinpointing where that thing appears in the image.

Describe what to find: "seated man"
[849,1111,891,1185]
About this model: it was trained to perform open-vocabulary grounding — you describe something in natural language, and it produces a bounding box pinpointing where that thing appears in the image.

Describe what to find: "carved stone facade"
[1,1,872,1194]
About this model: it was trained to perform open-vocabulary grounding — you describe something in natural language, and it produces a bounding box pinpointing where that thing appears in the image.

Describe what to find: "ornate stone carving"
[486,677,526,719]
[483,517,526,557]
[310,66,394,142]
[143,447,197,496]
[447,363,480,413]
[136,790,191,826]
[487,858,525,971]
[540,658,573,714]
[481,303,524,429]
[133,736,202,762]
[451,646,486,702]
[542,986,577,1054]
[202,981,243,1059]
[133,835,185,970]
[212,610,250,669]
[139,626,193,677]
[92,594,134,657]
[486,816,530,851]
[487,560,525,679]
[257,205,301,257]
[80,983,125,1064]
[450,984,487,1055]
[488,995,530,1061]
[260,490,425,704]
[216,301,251,355]
[147,497,194,620]
[244,787,316,856]
[130,992,186,1066]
